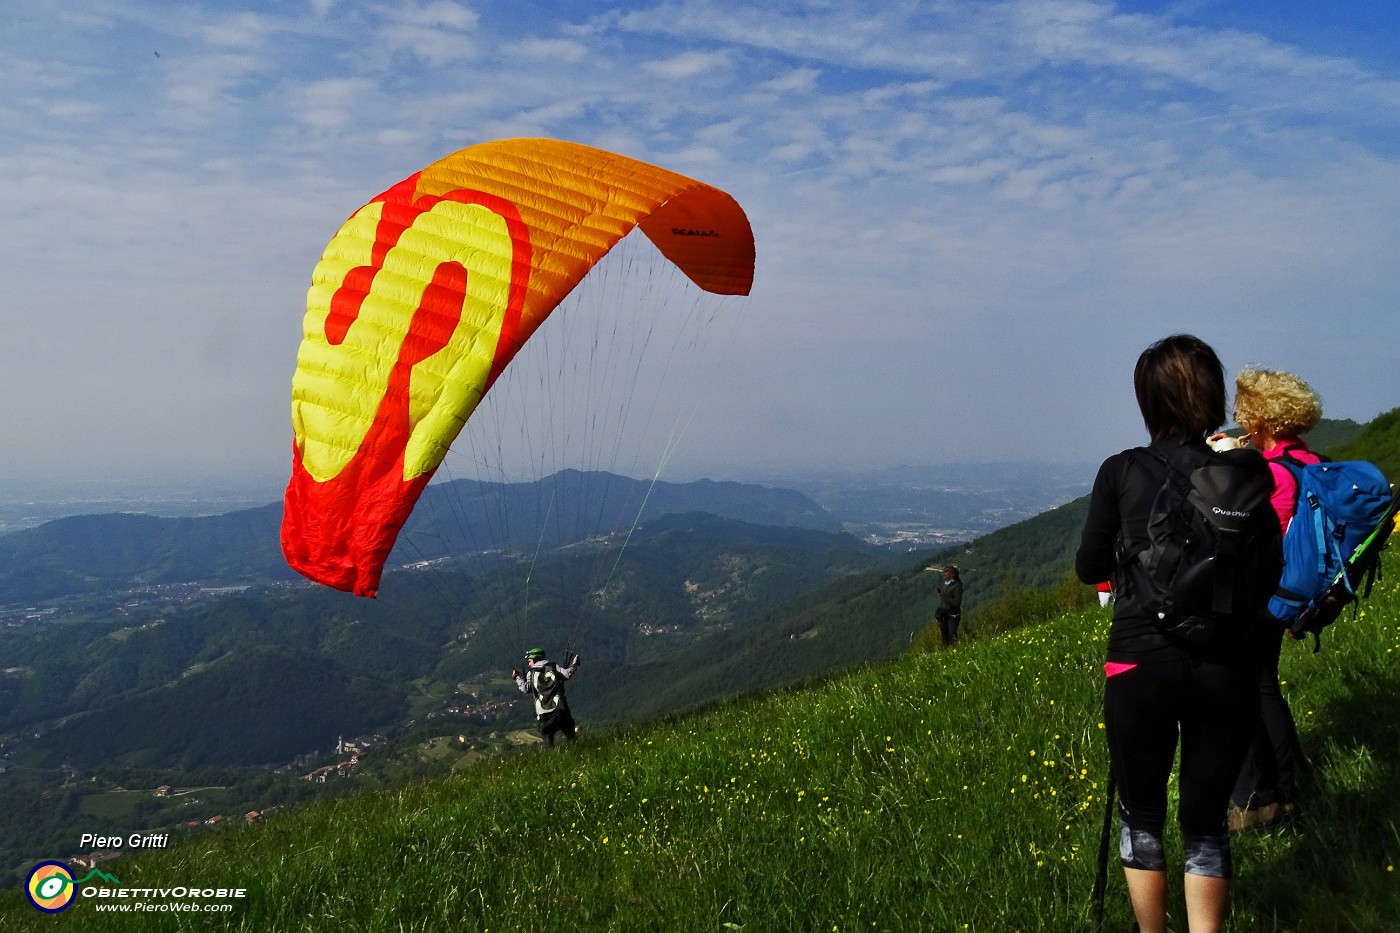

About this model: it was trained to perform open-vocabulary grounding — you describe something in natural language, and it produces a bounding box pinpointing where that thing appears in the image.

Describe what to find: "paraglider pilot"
[512,647,580,747]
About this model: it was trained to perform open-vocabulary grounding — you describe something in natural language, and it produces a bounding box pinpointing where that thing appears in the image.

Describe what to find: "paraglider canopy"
[281,138,755,598]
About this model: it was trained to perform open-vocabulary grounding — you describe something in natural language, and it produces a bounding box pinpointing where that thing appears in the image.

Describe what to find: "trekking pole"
[1092,772,1116,931]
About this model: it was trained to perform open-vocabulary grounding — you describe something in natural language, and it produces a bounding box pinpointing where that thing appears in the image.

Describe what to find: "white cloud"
[0,49,102,94]
[406,0,479,30]
[161,51,264,108]
[509,37,589,64]
[196,11,278,49]
[285,76,382,132]
[642,49,733,81]
[755,67,821,95]
[380,1,480,65]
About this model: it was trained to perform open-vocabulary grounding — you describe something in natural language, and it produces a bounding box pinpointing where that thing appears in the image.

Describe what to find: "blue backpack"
[1268,448,1396,649]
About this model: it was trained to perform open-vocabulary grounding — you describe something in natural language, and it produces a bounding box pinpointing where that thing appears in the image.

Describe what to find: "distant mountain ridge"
[0,472,839,605]
[0,414,1385,608]
[398,469,841,563]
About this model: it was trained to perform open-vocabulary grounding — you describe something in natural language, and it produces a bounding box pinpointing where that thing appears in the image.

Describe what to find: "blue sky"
[4,0,1400,493]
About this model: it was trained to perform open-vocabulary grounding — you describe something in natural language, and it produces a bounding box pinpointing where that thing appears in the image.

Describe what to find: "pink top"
[1262,440,1320,532]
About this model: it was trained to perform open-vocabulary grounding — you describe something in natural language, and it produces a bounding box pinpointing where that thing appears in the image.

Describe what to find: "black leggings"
[1105,654,1257,874]
[937,611,960,645]
[1232,623,1303,808]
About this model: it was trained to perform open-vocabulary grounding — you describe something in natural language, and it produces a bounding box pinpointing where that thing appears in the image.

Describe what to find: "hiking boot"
[1228,801,1284,833]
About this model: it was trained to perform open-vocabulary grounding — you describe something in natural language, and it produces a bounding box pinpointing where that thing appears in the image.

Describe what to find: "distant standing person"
[1076,334,1279,933]
[513,647,580,747]
[935,565,963,646]
[1097,581,1114,608]
[1226,367,1322,831]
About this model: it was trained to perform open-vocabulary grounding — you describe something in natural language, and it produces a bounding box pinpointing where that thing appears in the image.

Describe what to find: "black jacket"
[938,579,963,615]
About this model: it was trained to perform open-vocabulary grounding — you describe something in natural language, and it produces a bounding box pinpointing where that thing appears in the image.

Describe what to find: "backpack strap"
[1268,449,1333,578]
[1270,448,1312,523]
[1133,446,1193,495]
[1126,447,1190,563]
[1113,448,1164,559]
[1272,450,1307,474]
[1278,443,1333,466]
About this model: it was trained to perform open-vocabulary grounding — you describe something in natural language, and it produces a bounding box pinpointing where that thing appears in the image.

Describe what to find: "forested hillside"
[0,504,294,601]
[1329,407,1400,483]
[0,514,898,772]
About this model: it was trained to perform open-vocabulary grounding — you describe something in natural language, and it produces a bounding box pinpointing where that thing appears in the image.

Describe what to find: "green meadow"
[5,577,1398,931]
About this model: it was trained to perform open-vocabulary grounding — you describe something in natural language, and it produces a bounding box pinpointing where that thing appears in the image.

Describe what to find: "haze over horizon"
[6,1,1399,496]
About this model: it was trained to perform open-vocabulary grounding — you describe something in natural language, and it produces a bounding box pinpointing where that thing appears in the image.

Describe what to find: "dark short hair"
[1133,334,1225,443]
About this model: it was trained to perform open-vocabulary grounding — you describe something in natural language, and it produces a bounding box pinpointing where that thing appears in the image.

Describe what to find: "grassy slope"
[5,577,1397,931]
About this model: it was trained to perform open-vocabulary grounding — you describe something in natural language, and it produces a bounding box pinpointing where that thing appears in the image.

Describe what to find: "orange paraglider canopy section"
[282,138,755,597]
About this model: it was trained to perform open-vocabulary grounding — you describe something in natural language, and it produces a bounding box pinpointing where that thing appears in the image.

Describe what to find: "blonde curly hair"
[1233,368,1322,439]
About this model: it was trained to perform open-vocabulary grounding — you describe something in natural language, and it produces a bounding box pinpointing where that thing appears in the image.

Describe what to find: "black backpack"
[1118,446,1282,644]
